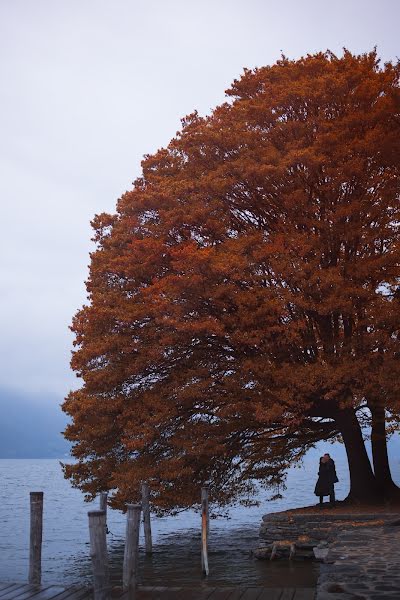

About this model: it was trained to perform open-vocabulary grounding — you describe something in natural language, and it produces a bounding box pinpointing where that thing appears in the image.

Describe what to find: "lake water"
[1,445,399,588]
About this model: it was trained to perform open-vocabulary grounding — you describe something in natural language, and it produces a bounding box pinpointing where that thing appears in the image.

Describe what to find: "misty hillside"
[1,386,399,464]
[0,388,71,458]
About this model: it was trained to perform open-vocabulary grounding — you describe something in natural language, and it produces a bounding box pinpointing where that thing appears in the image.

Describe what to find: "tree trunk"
[335,408,380,503]
[370,404,400,499]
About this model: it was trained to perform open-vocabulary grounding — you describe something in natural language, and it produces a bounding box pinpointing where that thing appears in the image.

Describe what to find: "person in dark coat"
[314,453,338,507]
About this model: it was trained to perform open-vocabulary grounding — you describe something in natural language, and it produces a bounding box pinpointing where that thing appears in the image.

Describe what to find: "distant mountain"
[1,386,399,464]
[0,388,71,458]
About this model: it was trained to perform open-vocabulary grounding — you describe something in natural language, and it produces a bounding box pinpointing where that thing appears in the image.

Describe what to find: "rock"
[253,547,271,559]
[313,547,329,561]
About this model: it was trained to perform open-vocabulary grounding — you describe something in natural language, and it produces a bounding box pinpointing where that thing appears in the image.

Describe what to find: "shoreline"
[256,505,400,599]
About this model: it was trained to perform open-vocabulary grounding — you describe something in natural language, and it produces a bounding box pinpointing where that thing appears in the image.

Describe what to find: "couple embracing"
[314,453,338,508]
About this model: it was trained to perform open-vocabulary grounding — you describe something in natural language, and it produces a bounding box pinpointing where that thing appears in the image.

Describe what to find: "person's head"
[319,456,324,464]
[323,453,331,462]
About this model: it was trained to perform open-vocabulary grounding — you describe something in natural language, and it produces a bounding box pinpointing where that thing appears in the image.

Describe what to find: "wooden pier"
[6,490,315,600]
[0,583,315,600]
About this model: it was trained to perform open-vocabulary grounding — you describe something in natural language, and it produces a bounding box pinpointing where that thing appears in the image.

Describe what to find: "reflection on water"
[67,527,318,588]
[114,529,318,588]
[1,444,399,587]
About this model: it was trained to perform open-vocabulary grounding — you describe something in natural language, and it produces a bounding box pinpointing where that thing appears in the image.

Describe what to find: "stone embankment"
[317,521,400,599]
[255,508,400,599]
[255,510,390,561]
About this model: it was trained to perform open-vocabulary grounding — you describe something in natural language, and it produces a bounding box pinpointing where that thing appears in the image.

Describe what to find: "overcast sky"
[1,0,399,404]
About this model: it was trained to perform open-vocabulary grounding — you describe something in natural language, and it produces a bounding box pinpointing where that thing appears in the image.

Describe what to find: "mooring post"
[100,492,108,533]
[88,510,110,600]
[270,542,278,560]
[201,487,209,576]
[141,483,152,555]
[29,491,43,585]
[289,543,296,560]
[99,492,108,516]
[123,503,141,599]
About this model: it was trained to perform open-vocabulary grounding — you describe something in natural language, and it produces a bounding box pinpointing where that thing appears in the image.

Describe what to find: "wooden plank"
[0,586,29,599]
[132,592,153,600]
[123,587,163,600]
[209,589,245,600]
[53,591,92,600]
[182,588,217,600]
[13,586,66,600]
[134,588,180,600]
[140,589,215,600]
[0,587,22,596]
[2,585,53,600]
[257,590,283,600]
[221,589,246,600]
[292,590,315,600]
[48,587,91,600]
[0,588,314,600]
[142,589,183,600]
[279,590,295,600]
[241,589,265,600]
[21,587,89,600]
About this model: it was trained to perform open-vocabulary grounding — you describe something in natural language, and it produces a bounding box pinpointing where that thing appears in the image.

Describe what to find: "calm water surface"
[1,449,399,587]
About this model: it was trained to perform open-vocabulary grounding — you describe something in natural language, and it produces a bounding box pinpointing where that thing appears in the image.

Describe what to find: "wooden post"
[141,483,152,555]
[201,487,209,576]
[29,491,43,585]
[270,542,278,560]
[100,492,108,533]
[99,492,108,516]
[123,503,141,599]
[289,543,296,560]
[201,486,210,536]
[88,510,110,600]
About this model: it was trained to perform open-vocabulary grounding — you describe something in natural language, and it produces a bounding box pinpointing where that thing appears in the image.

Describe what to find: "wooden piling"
[88,510,110,600]
[289,543,296,560]
[141,483,152,555]
[270,542,278,560]
[123,503,141,599]
[201,486,210,536]
[29,491,43,585]
[99,492,108,533]
[99,492,108,516]
[201,487,209,576]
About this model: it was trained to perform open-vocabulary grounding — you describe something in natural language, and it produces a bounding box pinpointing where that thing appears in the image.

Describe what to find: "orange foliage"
[63,50,400,510]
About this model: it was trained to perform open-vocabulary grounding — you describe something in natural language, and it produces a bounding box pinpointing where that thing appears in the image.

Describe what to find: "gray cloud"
[1,0,398,401]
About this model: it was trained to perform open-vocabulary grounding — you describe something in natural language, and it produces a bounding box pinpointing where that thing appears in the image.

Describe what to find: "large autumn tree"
[63,50,400,510]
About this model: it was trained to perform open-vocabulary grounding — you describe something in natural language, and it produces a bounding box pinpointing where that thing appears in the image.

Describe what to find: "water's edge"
[1,450,398,587]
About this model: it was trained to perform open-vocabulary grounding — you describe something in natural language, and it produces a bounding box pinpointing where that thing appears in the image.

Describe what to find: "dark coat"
[314,459,339,496]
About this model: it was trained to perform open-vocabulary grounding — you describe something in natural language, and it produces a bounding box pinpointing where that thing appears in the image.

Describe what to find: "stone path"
[316,522,400,599]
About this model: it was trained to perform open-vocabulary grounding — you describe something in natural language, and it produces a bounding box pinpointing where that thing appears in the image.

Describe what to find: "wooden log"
[88,510,110,600]
[201,487,209,576]
[270,542,278,560]
[141,483,152,555]
[29,491,43,585]
[123,503,141,599]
